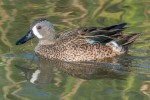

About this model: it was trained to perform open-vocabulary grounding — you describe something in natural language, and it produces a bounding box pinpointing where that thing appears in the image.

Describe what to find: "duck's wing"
[77,23,127,44]
[57,23,125,41]
[57,23,139,48]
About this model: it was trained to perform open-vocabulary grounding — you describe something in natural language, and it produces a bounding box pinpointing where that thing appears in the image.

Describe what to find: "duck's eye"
[37,26,42,29]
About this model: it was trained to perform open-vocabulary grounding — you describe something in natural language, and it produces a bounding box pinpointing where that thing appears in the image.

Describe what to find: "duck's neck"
[38,39,56,45]
[38,31,56,45]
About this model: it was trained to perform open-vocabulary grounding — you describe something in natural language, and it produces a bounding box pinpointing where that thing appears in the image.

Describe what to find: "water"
[0,0,150,100]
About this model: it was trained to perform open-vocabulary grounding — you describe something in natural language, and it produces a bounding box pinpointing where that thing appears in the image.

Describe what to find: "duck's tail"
[121,33,140,50]
[106,33,140,54]
[103,23,140,50]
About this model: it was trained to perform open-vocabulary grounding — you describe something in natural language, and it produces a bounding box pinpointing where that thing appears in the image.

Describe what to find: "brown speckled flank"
[16,19,140,62]
[35,35,116,62]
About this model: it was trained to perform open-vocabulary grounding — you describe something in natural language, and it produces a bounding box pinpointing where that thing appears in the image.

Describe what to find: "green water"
[0,0,150,100]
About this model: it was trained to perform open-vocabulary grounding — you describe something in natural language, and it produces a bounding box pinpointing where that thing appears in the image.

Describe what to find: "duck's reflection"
[16,54,133,87]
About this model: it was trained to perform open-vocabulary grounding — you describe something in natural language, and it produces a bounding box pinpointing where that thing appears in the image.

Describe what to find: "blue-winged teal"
[16,18,139,62]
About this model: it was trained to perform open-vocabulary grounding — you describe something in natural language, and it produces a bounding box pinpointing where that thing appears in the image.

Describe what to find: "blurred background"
[0,0,150,100]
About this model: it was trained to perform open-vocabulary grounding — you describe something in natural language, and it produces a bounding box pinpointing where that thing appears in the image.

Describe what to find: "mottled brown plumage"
[16,19,140,62]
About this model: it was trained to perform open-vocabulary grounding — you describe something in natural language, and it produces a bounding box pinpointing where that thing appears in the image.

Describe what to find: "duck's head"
[16,18,56,45]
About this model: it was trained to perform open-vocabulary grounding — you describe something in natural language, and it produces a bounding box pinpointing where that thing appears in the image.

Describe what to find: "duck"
[16,18,140,62]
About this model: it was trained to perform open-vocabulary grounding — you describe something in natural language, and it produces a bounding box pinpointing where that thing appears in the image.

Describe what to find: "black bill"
[16,30,34,45]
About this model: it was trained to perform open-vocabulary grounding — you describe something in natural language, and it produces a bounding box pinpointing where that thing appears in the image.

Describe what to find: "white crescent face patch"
[32,25,43,39]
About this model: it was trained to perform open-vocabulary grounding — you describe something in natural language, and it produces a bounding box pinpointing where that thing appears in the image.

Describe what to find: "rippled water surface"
[0,0,150,100]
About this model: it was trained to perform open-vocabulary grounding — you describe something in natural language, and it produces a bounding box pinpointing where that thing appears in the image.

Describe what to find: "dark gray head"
[16,18,56,45]
[30,18,47,28]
